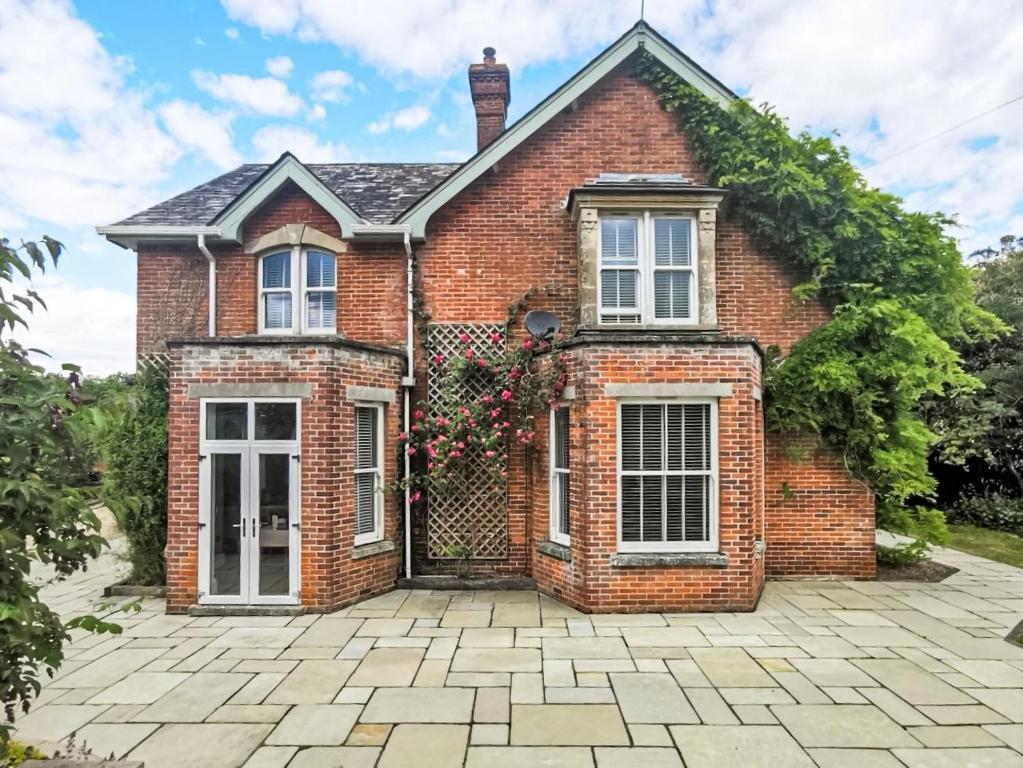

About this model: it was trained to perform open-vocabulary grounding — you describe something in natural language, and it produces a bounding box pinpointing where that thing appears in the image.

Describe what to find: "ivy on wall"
[635,54,1004,538]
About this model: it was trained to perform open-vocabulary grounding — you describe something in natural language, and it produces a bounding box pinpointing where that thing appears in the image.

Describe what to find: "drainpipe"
[197,233,216,337]
[402,230,415,580]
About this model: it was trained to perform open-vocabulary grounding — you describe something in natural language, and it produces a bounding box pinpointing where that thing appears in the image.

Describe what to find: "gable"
[395,21,735,238]
[214,152,366,241]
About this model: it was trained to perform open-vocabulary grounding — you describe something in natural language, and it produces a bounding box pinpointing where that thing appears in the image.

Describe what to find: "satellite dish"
[524,310,561,340]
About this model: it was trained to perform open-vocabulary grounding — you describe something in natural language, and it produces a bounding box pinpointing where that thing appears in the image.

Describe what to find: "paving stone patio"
[16,541,1023,767]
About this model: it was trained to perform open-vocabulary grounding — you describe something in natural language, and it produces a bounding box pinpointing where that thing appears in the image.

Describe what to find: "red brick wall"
[529,342,765,612]
[165,340,404,613]
[764,434,876,579]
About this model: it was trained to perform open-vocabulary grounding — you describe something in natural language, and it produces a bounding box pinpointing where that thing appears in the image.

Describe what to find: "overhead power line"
[862,92,1023,169]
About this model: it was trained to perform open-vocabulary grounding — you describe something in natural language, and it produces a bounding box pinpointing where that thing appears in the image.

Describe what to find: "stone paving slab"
[13,541,1023,767]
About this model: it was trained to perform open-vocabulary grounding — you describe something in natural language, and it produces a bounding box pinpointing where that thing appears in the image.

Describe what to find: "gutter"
[401,229,416,580]
[197,234,216,337]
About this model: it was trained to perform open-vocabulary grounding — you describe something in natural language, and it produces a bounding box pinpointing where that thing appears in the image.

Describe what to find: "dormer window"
[259,248,337,335]
[599,213,697,326]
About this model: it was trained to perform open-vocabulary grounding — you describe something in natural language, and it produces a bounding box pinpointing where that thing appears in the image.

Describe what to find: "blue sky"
[2,0,1021,374]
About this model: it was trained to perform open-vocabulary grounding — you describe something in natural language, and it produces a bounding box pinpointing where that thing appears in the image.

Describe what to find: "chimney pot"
[468,46,511,151]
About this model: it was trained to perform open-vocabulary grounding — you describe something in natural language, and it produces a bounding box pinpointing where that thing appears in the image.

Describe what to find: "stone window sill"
[537,540,572,562]
[352,539,396,560]
[610,551,728,568]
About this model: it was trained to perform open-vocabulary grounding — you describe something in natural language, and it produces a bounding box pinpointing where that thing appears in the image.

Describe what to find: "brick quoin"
[142,61,875,615]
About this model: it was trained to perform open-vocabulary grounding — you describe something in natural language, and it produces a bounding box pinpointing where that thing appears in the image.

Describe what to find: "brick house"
[99,22,874,615]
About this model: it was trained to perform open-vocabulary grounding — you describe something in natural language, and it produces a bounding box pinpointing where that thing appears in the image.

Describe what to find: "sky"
[2,0,1021,376]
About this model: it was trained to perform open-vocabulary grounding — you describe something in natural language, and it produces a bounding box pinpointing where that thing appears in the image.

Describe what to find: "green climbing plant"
[635,54,1004,538]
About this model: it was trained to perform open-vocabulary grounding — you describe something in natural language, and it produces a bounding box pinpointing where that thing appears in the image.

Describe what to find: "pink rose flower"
[500,389,513,401]
[407,446,417,456]
[432,353,445,365]
[522,338,533,350]
[465,348,474,360]
[458,333,470,343]
[490,332,503,344]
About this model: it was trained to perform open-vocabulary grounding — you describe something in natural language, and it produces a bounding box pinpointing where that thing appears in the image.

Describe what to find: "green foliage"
[2,739,46,766]
[947,493,1023,537]
[876,540,930,567]
[0,237,107,744]
[635,55,1003,539]
[103,364,169,586]
[929,237,1023,495]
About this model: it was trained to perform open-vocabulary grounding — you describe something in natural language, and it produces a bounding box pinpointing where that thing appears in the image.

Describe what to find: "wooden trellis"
[426,323,508,560]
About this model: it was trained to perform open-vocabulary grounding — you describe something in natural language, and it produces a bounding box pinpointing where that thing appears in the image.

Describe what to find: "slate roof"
[114,162,459,227]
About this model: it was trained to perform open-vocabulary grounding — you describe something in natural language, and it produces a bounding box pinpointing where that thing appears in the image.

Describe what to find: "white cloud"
[0,0,182,228]
[251,125,351,162]
[309,69,353,103]
[13,275,135,376]
[224,26,239,40]
[367,104,431,134]
[192,70,304,116]
[159,100,242,170]
[306,103,326,122]
[265,55,294,78]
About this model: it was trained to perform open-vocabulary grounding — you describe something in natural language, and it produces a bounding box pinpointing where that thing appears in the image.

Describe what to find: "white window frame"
[615,398,719,554]
[597,212,698,327]
[353,402,385,546]
[258,246,337,335]
[549,406,571,546]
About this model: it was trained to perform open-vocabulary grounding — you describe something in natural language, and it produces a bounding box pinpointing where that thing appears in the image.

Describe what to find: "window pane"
[600,269,638,310]
[684,403,711,471]
[206,402,247,440]
[620,405,642,472]
[356,406,378,470]
[600,218,638,265]
[558,474,570,537]
[654,271,691,319]
[255,402,297,440]
[641,404,663,471]
[684,475,710,541]
[262,252,291,289]
[264,292,293,329]
[666,475,684,541]
[306,291,337,330]
[554,408,569,470]
[666,405,684,471]
[355,473,376,536]
[654,219,691,267]
[306,251,336,288]
[642,475,662,541]
[621,475,642,542]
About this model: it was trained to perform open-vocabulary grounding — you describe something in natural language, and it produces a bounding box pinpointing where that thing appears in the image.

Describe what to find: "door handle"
[232,522,245,537]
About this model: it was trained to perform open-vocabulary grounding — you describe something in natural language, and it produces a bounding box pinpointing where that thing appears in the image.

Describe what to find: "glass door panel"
[209,452,245,598]
[255,452,292,597]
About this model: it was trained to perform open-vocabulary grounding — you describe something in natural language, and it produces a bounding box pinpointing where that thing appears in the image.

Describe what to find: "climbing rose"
[490,332,503,344]
[432,353,445,365]
[500,389,513,401]
[522,338,533,350]
[458,333,470,343]
[407,446,417,456]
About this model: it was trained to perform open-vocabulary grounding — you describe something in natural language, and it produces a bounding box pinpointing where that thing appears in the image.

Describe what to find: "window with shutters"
[354,403,383,545]
[259,248,337,334]
[598,213,697,326]
[617,400,718,552]
[549,407,570,545]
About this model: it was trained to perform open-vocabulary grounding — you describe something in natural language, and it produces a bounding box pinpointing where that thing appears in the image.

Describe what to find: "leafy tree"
[636,55,1004,539]
[930,236,1023,496]
[0,237,108,744]
[102,363,168,586]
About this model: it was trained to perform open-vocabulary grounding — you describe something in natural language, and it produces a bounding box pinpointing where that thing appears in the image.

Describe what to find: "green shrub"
[877,540,930,567]
[3,740,46,766]
[947,494,1023,536]
[102,363,168,585]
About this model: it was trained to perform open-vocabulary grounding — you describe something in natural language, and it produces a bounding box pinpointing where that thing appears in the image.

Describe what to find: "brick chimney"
[468,47,511,150]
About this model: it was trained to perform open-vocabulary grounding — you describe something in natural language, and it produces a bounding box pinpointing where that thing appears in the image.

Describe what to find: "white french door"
[198,399,301,605]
